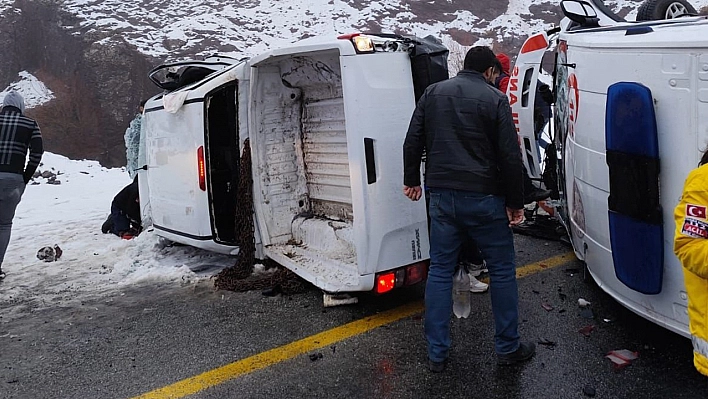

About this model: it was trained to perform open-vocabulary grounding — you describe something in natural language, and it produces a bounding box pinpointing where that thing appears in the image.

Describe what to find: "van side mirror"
[561,0,601,27]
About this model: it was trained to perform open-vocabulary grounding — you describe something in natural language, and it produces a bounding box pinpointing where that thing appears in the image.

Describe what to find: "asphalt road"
[2,234,708,399]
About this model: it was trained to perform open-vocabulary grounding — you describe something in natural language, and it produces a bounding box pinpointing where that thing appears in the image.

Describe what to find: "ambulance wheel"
[636,0,697,21]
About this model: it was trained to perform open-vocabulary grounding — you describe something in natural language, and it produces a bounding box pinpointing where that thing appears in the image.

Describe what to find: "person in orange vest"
[673,151,708,377]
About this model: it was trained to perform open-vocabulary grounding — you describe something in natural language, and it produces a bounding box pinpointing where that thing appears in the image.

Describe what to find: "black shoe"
[524,188,552,204]
[428,359,447,373]
[101,214,113,234]
[497,342,536,366]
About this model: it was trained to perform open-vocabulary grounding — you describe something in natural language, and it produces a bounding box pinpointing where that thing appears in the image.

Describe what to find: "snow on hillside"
[0,153,236,321]
[55,0,708,61]
[58,0,546,60]
[0,71,54,109]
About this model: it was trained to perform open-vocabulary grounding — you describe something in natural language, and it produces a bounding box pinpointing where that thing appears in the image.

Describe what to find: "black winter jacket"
[0,106,43,183]
[403,70,524,209]
[112,178,141,225]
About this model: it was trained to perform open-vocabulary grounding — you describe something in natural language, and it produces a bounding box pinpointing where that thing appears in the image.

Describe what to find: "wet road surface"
[2,234,708,399]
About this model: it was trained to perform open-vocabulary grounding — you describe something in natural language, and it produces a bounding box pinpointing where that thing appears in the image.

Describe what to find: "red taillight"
[376,272,395,294]
[337,33,360,40]
[197,146,206,191]
[406,261,429,285]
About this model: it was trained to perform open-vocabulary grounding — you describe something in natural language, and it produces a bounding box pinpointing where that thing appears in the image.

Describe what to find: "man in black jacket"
[0,91,43,280]
[101,177,141,239]
[403,46,535,371]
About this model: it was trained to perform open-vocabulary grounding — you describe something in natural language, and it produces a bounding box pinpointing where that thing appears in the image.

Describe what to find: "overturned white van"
[513,0,708,337]
[141,34,447,293]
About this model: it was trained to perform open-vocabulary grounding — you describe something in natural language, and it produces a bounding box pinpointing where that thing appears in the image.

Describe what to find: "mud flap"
[605,82,663,295]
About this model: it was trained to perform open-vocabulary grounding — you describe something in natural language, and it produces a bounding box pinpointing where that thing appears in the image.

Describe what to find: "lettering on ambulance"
[509,66,521,145]
[567,73,579,139]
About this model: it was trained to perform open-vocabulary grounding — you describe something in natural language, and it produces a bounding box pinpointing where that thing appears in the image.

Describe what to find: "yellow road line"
[480,251,576,283]
[131,251,576,399]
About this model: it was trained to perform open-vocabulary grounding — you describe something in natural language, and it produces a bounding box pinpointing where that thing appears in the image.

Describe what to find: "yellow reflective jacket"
[674,164,708,377]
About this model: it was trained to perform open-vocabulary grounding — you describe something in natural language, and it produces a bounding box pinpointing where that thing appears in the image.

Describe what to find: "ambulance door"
[509,32,550,179]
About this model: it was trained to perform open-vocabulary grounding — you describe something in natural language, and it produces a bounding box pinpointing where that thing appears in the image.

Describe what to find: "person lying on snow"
[101,177,142,239]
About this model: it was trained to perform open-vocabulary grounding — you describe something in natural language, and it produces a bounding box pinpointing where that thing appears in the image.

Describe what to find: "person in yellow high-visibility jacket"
[674,152,708,377]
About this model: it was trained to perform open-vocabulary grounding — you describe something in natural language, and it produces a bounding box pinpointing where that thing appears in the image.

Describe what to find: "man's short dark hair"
[492,59,503,74]
[463,46,497,73]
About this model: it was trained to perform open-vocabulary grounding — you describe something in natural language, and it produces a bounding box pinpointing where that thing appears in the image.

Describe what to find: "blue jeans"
[425,188,520,361]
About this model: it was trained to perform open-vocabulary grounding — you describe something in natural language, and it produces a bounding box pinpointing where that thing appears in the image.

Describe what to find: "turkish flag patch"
[686,204,707,219]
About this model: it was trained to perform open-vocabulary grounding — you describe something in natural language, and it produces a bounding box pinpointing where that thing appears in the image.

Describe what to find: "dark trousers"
[425,188,520,361]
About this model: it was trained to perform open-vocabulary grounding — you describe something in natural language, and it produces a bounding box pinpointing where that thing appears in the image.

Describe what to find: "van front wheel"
[636,0,697,20]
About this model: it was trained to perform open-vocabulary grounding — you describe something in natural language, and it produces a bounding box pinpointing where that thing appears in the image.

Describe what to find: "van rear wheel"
[636,0,697,20]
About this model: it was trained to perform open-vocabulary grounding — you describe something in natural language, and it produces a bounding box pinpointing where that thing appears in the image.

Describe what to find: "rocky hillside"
[0,0,703,166]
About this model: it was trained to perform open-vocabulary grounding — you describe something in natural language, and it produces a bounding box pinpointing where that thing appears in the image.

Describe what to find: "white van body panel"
[142,65,247,255]
[508,32,549,179]
[248,41,430,292]
[554,19,708,337]
[339,53,430,277]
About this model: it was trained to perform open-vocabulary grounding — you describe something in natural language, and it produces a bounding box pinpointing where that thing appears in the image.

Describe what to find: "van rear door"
[143,62,243,253]
[340,51,431,277]
[509,32,550,179]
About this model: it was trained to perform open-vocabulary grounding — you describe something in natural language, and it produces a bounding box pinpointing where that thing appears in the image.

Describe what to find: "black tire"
[636,0,697,21]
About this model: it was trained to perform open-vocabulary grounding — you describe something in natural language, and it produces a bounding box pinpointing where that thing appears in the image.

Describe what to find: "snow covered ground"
[0,153,237,321]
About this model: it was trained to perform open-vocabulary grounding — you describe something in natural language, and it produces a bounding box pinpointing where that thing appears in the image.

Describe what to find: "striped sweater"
[0,106,43,183]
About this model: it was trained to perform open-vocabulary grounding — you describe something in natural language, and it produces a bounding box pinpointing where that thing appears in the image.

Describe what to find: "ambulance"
[139,34,449,294]
[510,0,707,337]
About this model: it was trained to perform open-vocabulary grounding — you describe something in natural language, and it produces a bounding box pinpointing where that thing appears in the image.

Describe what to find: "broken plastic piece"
[578,325,595,337]
[583,384,597,397]
[605,349,639,369]
[581,308,594,319]
[541,302,554,312]
[538,338,557,348]
[578,298,591,307]
[323,293,359,307]
[309,352,324,362]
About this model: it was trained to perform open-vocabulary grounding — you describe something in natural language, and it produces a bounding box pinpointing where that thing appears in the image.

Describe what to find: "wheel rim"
[665,2,689,18]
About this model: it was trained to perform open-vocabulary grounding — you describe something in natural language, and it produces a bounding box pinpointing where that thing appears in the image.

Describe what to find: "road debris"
[583,384,597,397]
[579,325,595,337]
[538,337,557,349]
[541,302,554,312]
[606,349,639,370]
[36,245,63,262]
[309,352,324,362]
[578,298,591,307]
[565,267,580,276]
[581,308,595,319]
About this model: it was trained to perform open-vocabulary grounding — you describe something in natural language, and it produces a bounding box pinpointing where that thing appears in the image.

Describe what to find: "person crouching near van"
[101,178,142,239]
[673,151,708,377]
[0,91,43,280]
[403,46,535,372]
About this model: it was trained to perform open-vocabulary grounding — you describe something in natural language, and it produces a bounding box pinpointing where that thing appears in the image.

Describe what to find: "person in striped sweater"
[0,91,43,280]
